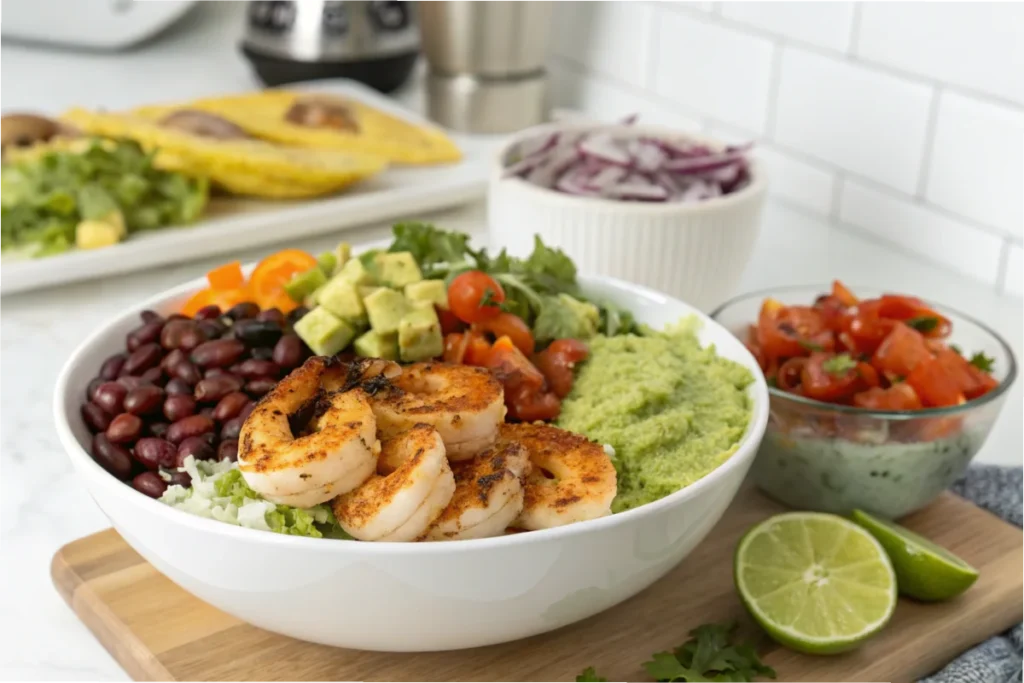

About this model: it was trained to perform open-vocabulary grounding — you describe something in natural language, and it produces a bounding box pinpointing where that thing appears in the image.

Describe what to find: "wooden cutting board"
[52,490,1022,683]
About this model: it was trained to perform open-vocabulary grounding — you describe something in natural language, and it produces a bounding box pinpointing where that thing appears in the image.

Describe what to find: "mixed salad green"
[1,138,208,257]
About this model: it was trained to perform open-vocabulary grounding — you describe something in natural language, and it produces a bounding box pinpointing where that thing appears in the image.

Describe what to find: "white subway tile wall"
[547,1,1024,297]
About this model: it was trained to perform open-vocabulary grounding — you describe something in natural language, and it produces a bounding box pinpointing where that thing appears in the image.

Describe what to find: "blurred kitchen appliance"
[419,1,553,134]
[241,1,419,92]
[0,0,196,50]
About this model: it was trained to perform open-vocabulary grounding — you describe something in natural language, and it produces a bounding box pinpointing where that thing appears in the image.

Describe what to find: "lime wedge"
[851,509,979,602]
[735,512,897,655]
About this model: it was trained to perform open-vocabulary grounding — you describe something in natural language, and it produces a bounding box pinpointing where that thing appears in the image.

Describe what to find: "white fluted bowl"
[488,123,767,313]
[54,272,768,652]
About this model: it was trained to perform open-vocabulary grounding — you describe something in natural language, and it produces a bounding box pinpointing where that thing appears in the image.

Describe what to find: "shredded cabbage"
[159,456,349,539]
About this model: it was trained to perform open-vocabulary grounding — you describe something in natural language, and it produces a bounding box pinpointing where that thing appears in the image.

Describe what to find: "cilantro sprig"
[822,353,857,376]
[577,622,775,683]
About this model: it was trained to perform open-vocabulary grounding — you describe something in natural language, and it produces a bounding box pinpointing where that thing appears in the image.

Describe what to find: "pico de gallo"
[746,281,998,410]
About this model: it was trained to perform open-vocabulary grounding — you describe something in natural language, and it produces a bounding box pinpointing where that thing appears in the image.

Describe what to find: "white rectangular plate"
[1,80,502,296]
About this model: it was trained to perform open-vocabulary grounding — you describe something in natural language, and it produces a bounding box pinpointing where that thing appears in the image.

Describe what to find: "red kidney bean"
[140,367,165,386]
[124,343,162,375]
[195,375,244,403]
[87,377,105,402]
[166,415,215,444]
[245,377,277,398]
[148,422,170,439]
[205,367,233,379]
[227,302,260,320]
[237,359,280,379]
[134,437,178,470]
[116,375,147,391]
[177,435,216,462]
[163,394,197,422]
[217,439,239,462]
[257,308,286,325]
[124,385,165,415]
[272,334,303,369]
[107,413,143,444]
[91,434,133,480]
[197,319,227,339]
[160,349,185,374]
[287,306,309,326]
[164,377,193,396]
[180,326,208,352]
[81,402,112,432]
[199,406,216,420]
[233,319,282,348]
[127,320,164,352]
[220,417,244,441]
[132,471,167,499]
[169,360,202,386]
[140,310,163,324]
[166,313,189,322]
[238,401,256,423]
[249,346,275,361]
[99,353,128,381]
[194,304,222,320]
[166,470,192,487]
[94,382,127,414]
[211,391,249,422]
[161,319,207,351]
[190,339,246,368]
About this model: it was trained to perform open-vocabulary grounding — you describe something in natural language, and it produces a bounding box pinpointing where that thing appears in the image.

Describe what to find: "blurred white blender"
[419,1,553,134]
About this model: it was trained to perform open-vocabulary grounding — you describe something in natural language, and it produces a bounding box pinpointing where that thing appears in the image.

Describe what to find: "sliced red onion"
[504,117,752,203]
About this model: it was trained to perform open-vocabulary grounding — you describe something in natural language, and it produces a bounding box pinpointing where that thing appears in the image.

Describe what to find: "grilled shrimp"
[238,357,378,508]
[332,425,455,542]
[499,423,617,531]
[371,362,506,460]
[425,440,531,541]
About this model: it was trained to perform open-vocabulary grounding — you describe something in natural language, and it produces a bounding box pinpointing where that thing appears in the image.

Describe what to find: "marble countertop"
[2,4,1021,680]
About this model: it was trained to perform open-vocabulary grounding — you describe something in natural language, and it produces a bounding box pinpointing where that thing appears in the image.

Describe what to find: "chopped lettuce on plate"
[160,456,350,539]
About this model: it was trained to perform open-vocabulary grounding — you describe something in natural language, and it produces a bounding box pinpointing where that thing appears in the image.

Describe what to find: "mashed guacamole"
[557,320,753,512]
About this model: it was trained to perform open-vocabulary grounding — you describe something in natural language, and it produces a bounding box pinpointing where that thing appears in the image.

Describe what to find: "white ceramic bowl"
[488,122,768,313]
[54,272,769,652]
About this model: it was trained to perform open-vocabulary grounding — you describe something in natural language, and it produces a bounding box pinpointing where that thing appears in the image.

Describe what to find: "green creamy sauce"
[557,320,753,512]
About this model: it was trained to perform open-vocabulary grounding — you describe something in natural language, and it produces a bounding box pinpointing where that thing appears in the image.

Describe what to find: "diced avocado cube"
[398,304,443,362]
[405,279,448,309]
[293,307,356,356]
[363,288,409,335]
[284,267,328,303]
[353,329,399,361]
[359,285,383,299]
[316,251,337,276]
[375,251,423,289]
[336,256,377,287]
[332,242,352,274]
[317,277,366,322]
[75,220,121,250]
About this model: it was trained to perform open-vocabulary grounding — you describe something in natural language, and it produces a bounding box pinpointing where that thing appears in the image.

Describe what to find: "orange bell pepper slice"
[249,249,318,314]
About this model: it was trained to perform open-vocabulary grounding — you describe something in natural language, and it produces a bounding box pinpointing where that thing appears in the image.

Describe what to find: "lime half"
[851,509,979,602]
[735,512,897,655]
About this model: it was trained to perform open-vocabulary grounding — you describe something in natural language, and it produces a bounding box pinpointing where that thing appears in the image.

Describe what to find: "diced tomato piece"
[506,384,561,422]
[437,307,466,336]
[836,331,860,355]
[443,333,469,364]
[906,356,965,407]
[472,312,535,356]
[933,347,998,400]
[832,280,859,307]
[776,357,807,392]
[845,301,896,356]
[875,294,951,338]
[852,384,923,411]
[444,331,493,366]
[464,333,492,366]
[856,361,880,388]
[483,336,545,393]
[965,365,998,400]
[545,338,589,362]
[813,295,848,331]
[872,323,932,377]
[757,302,834,361]
[800,352,864,402]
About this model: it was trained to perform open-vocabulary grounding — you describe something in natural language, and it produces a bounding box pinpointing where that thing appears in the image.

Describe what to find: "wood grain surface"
[51,491,1023,682]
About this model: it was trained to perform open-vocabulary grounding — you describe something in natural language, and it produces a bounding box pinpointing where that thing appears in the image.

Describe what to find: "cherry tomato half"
[852,384,923,411]
[472,312,535,356]
[533,339,589,399]
[757,301,835,361]
[800,352,863,403]
[507,384,561,422]
[776,357,807,392]
[448,271,505,324]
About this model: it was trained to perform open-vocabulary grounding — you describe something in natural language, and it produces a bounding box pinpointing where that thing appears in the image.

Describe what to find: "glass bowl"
[711,285,1017,519]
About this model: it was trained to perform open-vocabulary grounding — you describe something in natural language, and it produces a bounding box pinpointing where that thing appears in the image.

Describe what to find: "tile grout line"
[846,3,863,56]
[652,1,1024,112]
[830,174,846,221]
[762,41,785,143]
[915,87,944,199]
[995,240,1012,294]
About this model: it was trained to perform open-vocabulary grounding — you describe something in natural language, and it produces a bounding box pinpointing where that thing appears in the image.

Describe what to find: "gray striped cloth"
[921,466,1023,683]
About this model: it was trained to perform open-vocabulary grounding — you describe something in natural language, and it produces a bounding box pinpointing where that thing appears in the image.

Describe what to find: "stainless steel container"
[419,1,553,133]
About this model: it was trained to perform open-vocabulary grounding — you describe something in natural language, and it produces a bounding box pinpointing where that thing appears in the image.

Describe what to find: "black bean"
[190,339,246,368]
[233,319,282,348]
[194,304,222,320]
[177,435,216,462]
[163,394,197,422]
[140,310,164,324]
[227,302,260,320]
[220,417,244,441]
[217,439,239,462]
[164,378,193,396]
[249,346,275,361]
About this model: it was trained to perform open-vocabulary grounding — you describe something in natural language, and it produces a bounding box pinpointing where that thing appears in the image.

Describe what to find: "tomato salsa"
[746,281,998,410]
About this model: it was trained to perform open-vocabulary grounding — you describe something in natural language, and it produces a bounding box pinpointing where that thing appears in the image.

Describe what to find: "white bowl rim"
[54,268,770,555]
[490,121,768,214]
